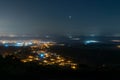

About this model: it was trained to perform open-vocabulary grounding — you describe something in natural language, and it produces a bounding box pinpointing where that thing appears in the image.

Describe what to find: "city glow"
[112,40,120,42]
[0,39,78,70]
[84,40,99,44]
[117,45,120,48]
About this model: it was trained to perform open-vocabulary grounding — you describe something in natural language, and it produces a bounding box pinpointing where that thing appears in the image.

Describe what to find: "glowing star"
[69,16,72,20]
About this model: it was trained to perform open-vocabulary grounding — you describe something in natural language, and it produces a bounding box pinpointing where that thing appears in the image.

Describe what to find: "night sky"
[0,0,120,35]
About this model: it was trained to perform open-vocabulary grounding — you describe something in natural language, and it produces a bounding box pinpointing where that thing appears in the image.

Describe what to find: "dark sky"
[0,0,120,35]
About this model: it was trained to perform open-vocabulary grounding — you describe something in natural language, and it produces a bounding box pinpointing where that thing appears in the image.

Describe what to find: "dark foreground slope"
[0,44,120,80]
[0,55,120,80]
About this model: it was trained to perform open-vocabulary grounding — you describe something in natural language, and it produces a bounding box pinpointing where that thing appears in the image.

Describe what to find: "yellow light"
[28,56,34,59]
[21,60,27,63]
[71,63,77,66]
[57,56,61,59]
[43,60,48,63]
[45,53,49,57]
[67,60,72,63]
[59,63,65,66]
[51,62,55,64]
[71,65,77,70]
[50,59,55,61]
[28,59,33,61]
[61,59,64,61]
[57,60,61,62]
[34,57,39,60]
